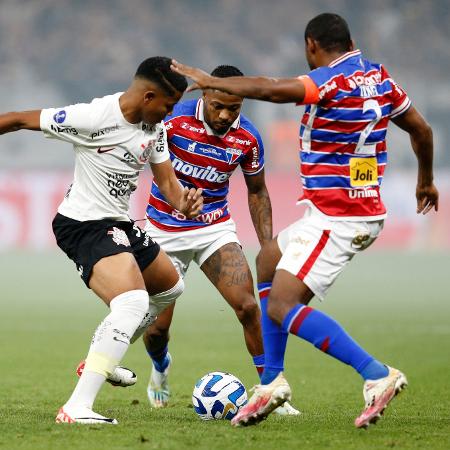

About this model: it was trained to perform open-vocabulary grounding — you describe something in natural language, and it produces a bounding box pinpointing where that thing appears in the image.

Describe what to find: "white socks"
[65,289,150,409]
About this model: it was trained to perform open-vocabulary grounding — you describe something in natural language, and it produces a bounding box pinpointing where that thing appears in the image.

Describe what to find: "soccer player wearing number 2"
[172,13,439,428]
[0,57,203,425]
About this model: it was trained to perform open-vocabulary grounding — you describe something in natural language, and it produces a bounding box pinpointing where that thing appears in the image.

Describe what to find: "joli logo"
[349,157,378,187]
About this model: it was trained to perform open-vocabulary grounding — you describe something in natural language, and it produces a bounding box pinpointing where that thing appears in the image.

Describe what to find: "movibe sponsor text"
[172,157,231,183]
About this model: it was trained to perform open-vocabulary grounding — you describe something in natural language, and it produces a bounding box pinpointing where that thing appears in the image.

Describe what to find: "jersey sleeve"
[40,102,94,145]
[381,66,412,118]
[240,125,265,176]
[148,122,170,164]
[305,66,339,103]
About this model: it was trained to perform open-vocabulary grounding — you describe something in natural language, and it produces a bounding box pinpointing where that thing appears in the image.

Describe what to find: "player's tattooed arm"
[0,110,41,134]
[393,106,439,214]
[244,170,273,246]
[171,60,307,104]
[150,159,203,218]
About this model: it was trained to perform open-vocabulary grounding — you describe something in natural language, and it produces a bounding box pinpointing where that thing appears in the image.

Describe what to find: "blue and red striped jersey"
[146,99,264,231]
[299,49,411,219]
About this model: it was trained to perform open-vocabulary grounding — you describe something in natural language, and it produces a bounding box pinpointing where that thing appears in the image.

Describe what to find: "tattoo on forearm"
[248,189,272,245]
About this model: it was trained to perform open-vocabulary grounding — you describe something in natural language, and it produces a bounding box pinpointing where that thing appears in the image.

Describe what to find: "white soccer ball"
[192,371,248,420]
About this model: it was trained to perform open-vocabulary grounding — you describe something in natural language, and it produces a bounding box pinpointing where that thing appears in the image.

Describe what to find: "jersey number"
[355,99,382,155]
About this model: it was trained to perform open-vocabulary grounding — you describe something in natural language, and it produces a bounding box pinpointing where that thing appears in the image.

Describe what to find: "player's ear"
[143,90,156,103]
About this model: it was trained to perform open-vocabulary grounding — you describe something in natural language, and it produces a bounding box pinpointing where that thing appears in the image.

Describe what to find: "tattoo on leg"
[201,243,252,288]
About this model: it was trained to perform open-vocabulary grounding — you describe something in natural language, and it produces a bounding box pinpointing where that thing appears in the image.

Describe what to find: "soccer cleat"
[273,401,301,416]
[355,366,408,429]
[147,353,172,408]
[76,360,137,387]
[231,372,292,427]
[55,405,118,425]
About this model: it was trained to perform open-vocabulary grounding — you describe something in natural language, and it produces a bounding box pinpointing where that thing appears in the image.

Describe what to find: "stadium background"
[0,0,449,251]
[0,1,449,449]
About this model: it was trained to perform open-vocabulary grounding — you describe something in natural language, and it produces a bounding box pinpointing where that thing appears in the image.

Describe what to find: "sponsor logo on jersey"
[172,157,230,183]
[97,147,115,154]
[226,136,251,146]
[348,189,379,199]
[225,147,242,164]
[181,122,206,134]
[171,206,226,224]
[53,110,66,124]
[349,157,378,187]
[50,124,78,135]
[90,124,119,139]
[187,142,197,152]
[106,172,136,198]
[319,80,337,100]
[107,227,131,246]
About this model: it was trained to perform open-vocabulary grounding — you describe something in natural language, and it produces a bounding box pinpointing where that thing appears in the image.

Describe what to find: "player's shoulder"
[237,114,263,145]
[166,98,198,121]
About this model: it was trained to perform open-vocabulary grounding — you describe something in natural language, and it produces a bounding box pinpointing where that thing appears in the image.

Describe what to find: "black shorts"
[52,213,160,287]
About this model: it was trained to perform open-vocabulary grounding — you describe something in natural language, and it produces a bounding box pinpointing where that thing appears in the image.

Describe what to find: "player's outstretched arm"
[392,106,439,214]
[150,159,203,219]
[244,170,273,246]
[171,60,309,104]
[0,110,41,134]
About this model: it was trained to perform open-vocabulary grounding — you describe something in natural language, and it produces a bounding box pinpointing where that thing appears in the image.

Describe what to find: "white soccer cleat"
[231,372,292,427]
[273,401,301,416]
[147,353,172,408]
[76,360,137,387]
[55,405,118,425]
[355,366,408,429]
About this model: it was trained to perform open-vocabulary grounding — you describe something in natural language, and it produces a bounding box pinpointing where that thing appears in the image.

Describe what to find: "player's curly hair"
[135,56,187,95]
[305,13,352,53]
[210,65,244,78]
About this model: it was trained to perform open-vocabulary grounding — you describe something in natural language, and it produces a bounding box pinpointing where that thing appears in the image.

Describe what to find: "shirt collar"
[195,98,241,137]
[328,49,362,68]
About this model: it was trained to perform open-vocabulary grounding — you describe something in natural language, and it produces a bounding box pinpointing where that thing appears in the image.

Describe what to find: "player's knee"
[150,277,184,314]
[234,296,260,325]
[144,322,170,342]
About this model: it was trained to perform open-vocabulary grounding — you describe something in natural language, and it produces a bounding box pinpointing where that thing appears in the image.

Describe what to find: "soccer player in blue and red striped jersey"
[172,13,439,428]
[142,65,298,415]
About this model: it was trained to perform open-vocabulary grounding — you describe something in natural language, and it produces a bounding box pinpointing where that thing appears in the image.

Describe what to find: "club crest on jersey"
[139,139,156,162]
[107,227,131,247]
[225,147,242,164]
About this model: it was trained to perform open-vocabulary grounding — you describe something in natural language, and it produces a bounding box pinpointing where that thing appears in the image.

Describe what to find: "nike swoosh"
[97,147,115,153]
[113,336,128,344]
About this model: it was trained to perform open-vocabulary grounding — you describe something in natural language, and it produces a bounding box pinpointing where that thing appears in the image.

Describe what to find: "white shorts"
[144,219,241,277]
[276,207,384,300]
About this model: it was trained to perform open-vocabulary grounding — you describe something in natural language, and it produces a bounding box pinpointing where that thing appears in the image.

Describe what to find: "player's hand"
[171,60,211,92]
[416,183,439,214]
[179,187,203,218]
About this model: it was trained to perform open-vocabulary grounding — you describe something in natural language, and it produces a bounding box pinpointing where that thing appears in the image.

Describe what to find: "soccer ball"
[192,372,247,420]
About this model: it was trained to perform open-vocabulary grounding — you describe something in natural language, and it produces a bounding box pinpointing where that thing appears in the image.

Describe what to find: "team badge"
[107,227,131,247]
[225,147,242,164]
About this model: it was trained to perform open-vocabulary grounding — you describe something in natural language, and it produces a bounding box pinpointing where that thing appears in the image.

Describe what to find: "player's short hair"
[135,56,187,95]
[305,13,352,53]
[210,65,244,78]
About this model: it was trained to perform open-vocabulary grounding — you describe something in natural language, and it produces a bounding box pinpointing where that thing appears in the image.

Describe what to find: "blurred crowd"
[0,0,448,169]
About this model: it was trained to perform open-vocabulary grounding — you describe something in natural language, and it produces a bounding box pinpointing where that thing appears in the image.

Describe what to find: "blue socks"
[281,304,388,380]
[252,354,265,379]
[258,283,288,385]
[148,345,170,373]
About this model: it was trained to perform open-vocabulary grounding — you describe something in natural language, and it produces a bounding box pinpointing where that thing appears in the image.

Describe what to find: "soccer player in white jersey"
[172,13,438,428]
[143,65,298,415]
[0,56,203,425]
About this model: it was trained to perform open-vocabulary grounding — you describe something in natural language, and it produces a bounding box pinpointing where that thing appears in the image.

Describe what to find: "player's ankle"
[359,359,389,380]
[260,368,281,385]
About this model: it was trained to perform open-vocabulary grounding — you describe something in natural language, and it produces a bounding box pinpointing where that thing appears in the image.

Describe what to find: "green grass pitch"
[0,250,449,449]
